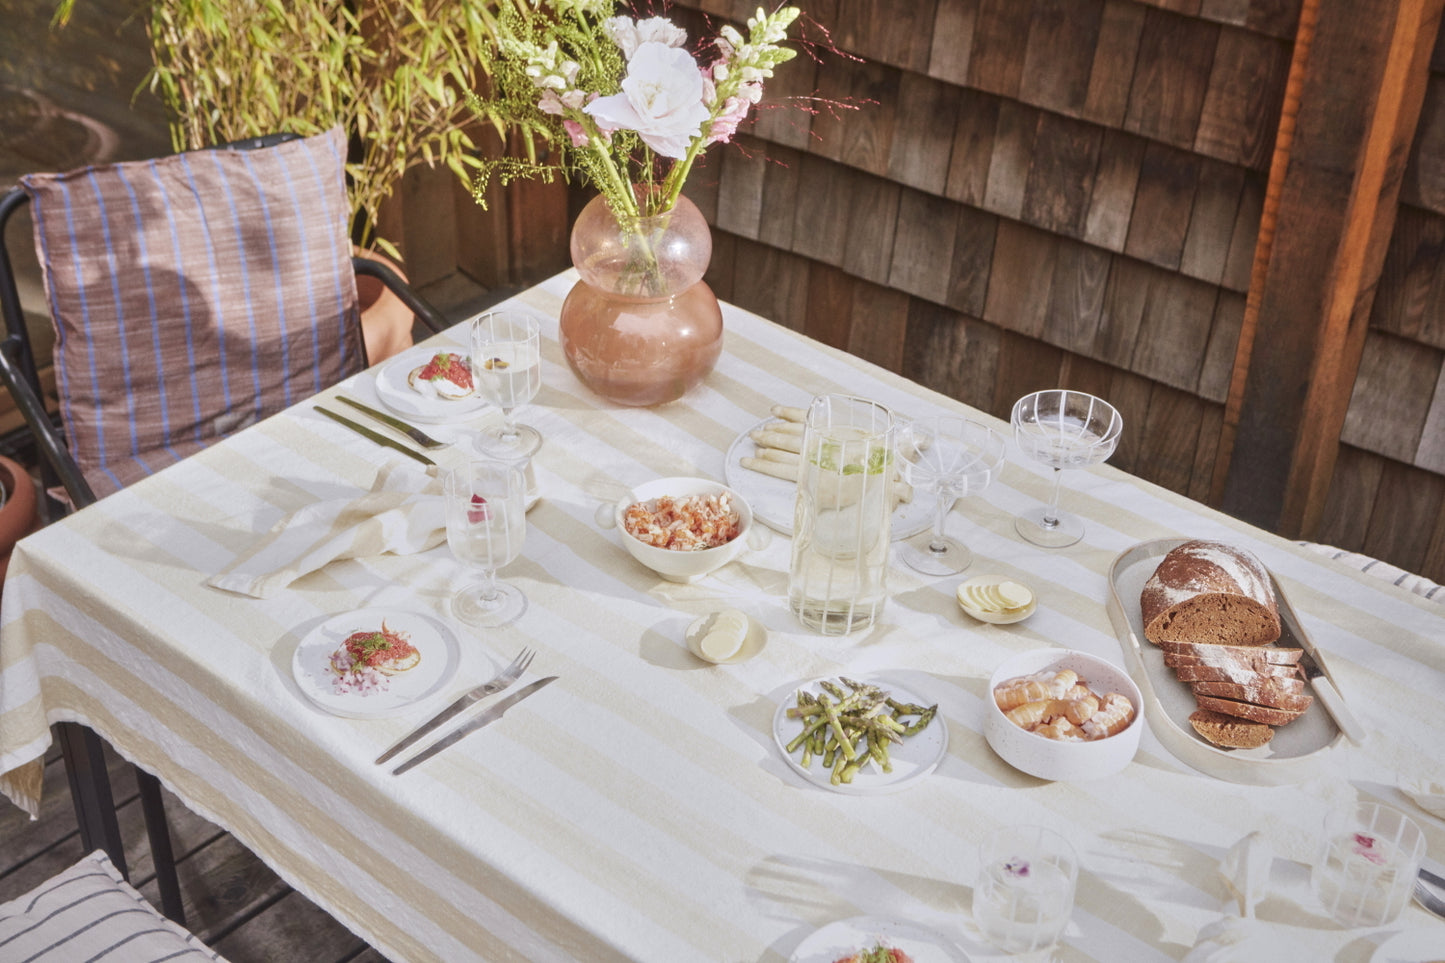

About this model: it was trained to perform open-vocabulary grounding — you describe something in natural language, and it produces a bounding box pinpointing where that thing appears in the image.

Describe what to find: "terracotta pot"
[0,455,39,589]
[558,193,723,407]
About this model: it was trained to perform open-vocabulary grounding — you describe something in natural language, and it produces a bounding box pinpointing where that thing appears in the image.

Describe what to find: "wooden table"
[3,271,1443,961]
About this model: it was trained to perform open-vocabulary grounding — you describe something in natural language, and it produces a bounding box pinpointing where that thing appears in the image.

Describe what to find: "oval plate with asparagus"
[724,405,938,539]
[772,675,947,795]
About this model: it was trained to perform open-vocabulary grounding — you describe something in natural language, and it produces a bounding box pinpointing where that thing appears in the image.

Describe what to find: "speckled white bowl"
[613,477,754,583]
[985,648,1143,781]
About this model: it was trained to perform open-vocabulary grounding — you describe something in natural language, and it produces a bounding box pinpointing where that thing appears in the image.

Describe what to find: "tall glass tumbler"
[787,395,895,635]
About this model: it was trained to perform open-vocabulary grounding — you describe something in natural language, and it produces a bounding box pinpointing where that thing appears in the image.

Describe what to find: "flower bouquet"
[472,1,803,405]
[475,1,801,296]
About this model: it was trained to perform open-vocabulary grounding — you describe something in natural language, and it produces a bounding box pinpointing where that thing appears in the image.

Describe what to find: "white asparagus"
[759,447,801,464]
[760,419,803,436]
[739,456,799,482]
[770,404,807,423]
[749,429,802,453]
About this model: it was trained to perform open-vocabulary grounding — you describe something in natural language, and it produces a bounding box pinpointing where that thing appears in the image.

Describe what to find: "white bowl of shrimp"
[985,648,1143,781]
[612,477,754,583]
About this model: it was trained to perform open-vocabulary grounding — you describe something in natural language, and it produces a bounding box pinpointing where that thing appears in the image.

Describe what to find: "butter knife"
[392,676,558,775]
[314,405,435,466]
[336,395,446,450]
[1297,648,1366,745]
[375,648,535,765]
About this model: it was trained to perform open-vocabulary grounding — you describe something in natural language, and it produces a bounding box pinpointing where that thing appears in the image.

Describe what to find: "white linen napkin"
[207,461,450,599]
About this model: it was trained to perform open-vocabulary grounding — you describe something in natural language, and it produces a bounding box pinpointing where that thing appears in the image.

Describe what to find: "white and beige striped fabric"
[1,271,1442,961]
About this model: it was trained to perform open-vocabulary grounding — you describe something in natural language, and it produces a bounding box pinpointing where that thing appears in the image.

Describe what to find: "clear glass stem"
[929,490,957,554]
[497,409,518,442]
[1042,468,1065,529]
[476,566,501,603]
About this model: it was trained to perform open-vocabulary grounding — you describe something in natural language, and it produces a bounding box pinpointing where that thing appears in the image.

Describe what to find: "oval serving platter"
[1106,537,1349,785]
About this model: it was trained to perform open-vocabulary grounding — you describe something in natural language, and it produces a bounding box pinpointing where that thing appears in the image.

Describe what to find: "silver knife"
[315,405,435,466]
[392,676,558,775]
[375,660,532,765]
[336,395,446,450]
[1298,647,1366,745]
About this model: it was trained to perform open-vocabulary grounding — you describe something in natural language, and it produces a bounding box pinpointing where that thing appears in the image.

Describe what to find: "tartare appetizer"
[408,351,475,400]
[328,622,421,695]
[834,945,913,963]
[622,492,739,551]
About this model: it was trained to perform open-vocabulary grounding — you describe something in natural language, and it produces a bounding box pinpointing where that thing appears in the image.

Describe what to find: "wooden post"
[1216,0,1444,536]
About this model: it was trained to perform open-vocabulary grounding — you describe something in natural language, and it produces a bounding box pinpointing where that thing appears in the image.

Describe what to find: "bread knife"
[1298,648,1366,745]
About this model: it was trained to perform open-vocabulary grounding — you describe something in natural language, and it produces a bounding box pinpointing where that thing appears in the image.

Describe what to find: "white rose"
[584,42,710,158]
[606,16,688,60]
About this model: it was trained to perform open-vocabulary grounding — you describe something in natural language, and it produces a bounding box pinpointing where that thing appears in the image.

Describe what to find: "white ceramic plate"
[292,608,460,718]
[1371,927,1445,963]
[374,345,488,424]
[790,916,971,963]
[724,418,935,540]
[773,675,947,795]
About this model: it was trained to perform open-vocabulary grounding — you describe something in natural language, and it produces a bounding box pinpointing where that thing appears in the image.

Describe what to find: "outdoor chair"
[0,128,446,924]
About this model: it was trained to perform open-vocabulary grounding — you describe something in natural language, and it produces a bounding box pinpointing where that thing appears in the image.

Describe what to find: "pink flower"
[707,96,752,145]
[563,119,592,147]
[584,42,710,158]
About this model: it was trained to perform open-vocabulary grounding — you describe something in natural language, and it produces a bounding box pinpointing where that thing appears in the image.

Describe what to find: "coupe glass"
[471,311,543,459]
[895,416,1006,575]
[444,461,528,627]
[1011,390,1122,548]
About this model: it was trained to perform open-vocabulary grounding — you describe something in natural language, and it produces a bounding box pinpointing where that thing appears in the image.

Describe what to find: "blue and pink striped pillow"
[22,128,365,498]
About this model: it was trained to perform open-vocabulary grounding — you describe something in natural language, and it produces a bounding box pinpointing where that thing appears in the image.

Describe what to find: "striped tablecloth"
[2,270,1443,961]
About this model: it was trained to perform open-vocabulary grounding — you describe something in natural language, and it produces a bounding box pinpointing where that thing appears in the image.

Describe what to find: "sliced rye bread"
[1164,655,1302,681]
[1189,708,1274,749]
[1155,640,1302,664]
[1193,693,1307,726]
[1140,541,1281,646]
[1189,678,1313,712]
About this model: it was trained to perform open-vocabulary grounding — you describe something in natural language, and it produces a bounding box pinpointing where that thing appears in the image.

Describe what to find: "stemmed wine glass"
[444,461,528,626]
[1010,389,1123,548]
[895,416,1006,575]
[471,311,543,459]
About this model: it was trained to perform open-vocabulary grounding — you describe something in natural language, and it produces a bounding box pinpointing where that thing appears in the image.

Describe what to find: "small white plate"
[374,345,488,424]
[773,675,947,795]
[956,573,1037,625]
[291,608,461,718]
[1371,927,1445,963]
[724,418,936,540]
[790,916,971,963]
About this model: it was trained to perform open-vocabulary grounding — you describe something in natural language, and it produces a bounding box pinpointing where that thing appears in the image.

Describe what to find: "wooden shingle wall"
[670,0,1445,583]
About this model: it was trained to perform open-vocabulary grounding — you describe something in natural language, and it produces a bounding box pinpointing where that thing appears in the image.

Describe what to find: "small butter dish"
[957,574,1037,624]
[685,608,766,664]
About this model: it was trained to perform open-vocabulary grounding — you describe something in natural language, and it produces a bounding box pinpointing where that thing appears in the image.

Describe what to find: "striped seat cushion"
[22,128,366,499]
[0,850,228,962]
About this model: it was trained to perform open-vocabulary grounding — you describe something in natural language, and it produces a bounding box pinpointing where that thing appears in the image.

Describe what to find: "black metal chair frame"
[0,137,446,924]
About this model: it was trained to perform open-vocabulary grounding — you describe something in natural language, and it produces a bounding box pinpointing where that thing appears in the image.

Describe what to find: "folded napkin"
[208,461,451,599]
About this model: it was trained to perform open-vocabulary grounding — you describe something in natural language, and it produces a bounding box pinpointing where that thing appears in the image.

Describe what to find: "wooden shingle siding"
[669,0,1445,581]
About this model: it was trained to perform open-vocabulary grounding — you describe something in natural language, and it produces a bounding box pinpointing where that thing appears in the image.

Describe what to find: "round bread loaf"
[1141,540,1281,646]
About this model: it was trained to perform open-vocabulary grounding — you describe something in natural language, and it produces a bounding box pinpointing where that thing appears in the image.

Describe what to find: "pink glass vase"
[559,193,723,406]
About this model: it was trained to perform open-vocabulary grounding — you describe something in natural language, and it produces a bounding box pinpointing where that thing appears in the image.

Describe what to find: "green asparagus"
[783,677,937,783]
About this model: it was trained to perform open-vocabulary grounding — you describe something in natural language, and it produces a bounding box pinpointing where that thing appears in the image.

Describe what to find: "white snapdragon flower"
[605,16,688,60]
[584,41,710,158]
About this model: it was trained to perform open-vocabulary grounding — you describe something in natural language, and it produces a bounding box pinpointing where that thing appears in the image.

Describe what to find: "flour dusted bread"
[1141,540,1281,646]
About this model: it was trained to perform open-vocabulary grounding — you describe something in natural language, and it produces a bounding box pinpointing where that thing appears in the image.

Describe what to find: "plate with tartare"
[374,345,487,423]
[291,608,461,718]
[790,916,970,963]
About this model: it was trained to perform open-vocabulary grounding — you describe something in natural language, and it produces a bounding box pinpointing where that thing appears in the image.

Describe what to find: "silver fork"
[374,647,536,764]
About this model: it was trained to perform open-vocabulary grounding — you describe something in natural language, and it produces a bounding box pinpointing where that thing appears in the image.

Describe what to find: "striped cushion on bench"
[22,128,366,499]
[0,850,227,962]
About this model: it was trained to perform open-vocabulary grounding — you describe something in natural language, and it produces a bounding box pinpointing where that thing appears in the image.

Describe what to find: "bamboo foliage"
[142,0,518,255]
